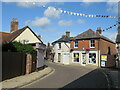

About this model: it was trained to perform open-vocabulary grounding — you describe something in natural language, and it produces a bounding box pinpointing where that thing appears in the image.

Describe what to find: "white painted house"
[52,31,72,64]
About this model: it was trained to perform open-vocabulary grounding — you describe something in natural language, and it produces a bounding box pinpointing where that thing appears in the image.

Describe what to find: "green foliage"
[2,41,35,54]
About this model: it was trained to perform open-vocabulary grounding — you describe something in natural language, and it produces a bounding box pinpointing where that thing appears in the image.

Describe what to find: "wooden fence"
[2,52,37,81]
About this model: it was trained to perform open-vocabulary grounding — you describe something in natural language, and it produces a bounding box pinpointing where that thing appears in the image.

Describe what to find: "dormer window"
[90,40,95,48]
[74,41,78,48]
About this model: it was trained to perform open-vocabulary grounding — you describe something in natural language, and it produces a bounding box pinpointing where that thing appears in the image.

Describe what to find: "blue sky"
[2,1,119,44]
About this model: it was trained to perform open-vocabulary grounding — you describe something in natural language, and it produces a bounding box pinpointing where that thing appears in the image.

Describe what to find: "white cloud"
[44,6,61,18]
[77,19,85,24]
[58,20,72,26]
[16,1,49,8]
[40,28,56,32]
[103,32,117,42]
[106,1,118,14]
[25,17,51,27]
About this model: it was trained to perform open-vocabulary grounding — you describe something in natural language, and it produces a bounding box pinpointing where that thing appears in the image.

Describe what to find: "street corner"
[1,67,55,89]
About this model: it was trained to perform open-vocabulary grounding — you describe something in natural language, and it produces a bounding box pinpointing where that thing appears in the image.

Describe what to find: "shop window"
[73,53,79,62]
[74,41,78,48]
[90,40,95,48]
[89,53,96,64]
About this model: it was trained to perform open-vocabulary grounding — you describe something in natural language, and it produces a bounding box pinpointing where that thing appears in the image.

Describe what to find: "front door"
[58,53,61,62]
[81,53,86,65]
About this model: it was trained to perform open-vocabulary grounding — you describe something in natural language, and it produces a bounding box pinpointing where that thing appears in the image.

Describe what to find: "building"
[52,28,116,67]
[1,18,46,73]
[70,28,116,67]
[116,26,120,68]
[1,18,44,46]
[52,30,73,64]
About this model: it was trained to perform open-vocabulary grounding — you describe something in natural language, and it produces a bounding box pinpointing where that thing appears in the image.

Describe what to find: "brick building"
[70,28,116,67]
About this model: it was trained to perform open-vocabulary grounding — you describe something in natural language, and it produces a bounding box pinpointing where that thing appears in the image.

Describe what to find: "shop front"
[72,50,98,66]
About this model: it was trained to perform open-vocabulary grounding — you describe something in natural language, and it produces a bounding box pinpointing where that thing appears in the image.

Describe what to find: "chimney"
[10,18,18,33]
[62,34,66,38]
[118,26,120,33]
[96,27,102,34]
[66,30,70,37]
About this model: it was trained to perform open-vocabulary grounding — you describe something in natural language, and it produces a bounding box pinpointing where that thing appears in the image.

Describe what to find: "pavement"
[1,67,54,89]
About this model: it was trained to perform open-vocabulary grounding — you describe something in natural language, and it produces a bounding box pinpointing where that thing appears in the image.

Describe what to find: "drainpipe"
[98,38,100,67]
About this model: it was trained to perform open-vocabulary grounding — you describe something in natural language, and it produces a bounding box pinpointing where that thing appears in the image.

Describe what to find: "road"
[22,61,109,88]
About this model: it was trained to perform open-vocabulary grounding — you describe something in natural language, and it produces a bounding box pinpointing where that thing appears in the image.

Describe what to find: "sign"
[101,61,105,67]
[101,55,107,61]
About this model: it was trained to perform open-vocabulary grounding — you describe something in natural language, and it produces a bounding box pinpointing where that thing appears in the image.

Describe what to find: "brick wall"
[99,39,116,55]
[70,39,99,50]
[70,39,116,54]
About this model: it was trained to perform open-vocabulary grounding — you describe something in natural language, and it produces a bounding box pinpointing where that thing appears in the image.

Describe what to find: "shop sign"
[101,61,105,67]
[101,55,107,61]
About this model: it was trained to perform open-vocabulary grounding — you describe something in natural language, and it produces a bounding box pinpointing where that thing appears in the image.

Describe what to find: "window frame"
[74,41,78,48]
[90,40,95,48]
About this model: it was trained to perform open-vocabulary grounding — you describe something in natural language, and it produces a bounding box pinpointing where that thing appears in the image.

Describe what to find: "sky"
[1,1,119,44]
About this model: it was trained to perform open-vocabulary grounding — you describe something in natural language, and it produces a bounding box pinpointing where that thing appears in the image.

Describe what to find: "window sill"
[74,47,78,48]
[90,47,95,49]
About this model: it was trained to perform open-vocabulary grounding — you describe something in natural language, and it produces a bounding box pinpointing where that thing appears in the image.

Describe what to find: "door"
[58,53,61,62]
[82,53,86,65]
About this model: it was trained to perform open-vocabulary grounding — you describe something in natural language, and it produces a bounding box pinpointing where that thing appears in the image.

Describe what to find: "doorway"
[58,53,61,62]
[81,53,86,65]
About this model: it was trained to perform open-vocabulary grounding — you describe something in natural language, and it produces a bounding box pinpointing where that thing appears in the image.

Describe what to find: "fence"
[2,52,26,81]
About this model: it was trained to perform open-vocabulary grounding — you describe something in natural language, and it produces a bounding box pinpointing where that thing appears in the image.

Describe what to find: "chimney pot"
[66,30,70,37]
[96,27,102,34]
[10,18,18,33]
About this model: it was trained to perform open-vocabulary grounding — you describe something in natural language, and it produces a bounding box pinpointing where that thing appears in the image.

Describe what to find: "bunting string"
[42,6,120,32]
[102,21,120,32]
[45,6,120,18]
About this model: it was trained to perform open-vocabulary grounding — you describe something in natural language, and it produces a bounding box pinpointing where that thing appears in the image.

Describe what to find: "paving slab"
[1,67,54,89]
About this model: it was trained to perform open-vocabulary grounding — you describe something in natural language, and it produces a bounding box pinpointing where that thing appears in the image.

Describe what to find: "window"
[58,43,61,49]
[23,40,29,44]
[73,53,79,62]
[89,53,96,64]
[74,41,78,48]
[90,40,95,48]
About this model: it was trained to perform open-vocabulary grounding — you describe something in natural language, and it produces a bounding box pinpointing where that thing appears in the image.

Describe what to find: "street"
[21,61,109,88]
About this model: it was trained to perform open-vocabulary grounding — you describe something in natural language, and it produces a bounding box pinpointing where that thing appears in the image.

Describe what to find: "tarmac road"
[22,61,109,88]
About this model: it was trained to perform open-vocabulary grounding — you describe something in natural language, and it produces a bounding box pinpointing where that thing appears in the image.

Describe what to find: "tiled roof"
[116,33,120,43]
[72,29,115,44]
[52,35,73,44]
[1,26,43,44]
[0,32,11,44]
[52,29,115,44]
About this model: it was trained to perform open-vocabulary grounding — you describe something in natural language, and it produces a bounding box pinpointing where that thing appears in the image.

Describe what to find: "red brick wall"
[70,39,116,54]
[99,39,116,55]
[70,40,99,50]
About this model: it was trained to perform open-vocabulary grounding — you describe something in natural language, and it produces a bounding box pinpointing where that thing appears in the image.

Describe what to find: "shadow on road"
[59,69,109,89]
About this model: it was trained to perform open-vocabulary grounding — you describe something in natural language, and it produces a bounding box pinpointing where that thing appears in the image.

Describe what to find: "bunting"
[45,6,119,18]
[102,21,120,32]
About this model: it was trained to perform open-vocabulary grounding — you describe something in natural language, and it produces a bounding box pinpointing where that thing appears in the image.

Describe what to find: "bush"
[2,41,35,54]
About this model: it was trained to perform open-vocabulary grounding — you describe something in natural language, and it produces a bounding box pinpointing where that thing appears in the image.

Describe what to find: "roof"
[72,29,115,44]
[116,33,120,43]
[1,26,43,44]
[0,32,11,44]
[52,35,73,44]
